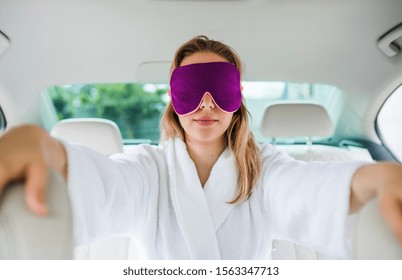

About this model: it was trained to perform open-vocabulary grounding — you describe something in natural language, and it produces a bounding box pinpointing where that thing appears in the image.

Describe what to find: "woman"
[0,36,401,259]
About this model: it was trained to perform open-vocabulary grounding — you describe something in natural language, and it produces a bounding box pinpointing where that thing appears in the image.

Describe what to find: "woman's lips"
[194,117,217,126]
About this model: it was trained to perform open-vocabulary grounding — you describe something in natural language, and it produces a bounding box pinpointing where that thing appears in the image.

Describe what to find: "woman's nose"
[199,93,216,110]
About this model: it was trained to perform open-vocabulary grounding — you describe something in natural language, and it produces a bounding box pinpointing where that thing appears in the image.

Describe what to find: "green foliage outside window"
[47,83,168,142]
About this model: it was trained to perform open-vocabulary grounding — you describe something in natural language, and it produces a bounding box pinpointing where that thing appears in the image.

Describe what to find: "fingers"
[0,161,49,216]
[0,162,9,193]
[0,161,19,197]
[24,163,49,216]
[379,192,402,244]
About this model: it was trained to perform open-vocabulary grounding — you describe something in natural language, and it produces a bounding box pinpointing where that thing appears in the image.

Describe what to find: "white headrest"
[260,102,333,138]
[51,118,123,155]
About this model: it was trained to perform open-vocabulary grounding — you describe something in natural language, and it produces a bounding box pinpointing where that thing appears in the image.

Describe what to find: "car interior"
[1,0,402,260]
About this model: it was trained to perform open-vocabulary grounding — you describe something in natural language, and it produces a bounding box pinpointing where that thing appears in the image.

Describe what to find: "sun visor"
[0,31,10,57]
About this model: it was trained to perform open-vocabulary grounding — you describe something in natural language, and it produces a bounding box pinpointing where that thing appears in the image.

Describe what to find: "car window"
[45,82,343,145]
[377,84,402,162]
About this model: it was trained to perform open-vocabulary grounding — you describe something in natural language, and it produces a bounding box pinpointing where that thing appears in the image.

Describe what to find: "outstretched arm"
[350,162,402,243]
[0,125,67,215]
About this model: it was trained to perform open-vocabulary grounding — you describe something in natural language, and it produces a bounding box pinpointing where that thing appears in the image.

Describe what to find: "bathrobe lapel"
[166,138,238,259]
[203,148,238,232]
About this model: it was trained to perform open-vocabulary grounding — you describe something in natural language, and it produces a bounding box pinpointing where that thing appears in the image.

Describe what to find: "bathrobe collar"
[165,138,238,259]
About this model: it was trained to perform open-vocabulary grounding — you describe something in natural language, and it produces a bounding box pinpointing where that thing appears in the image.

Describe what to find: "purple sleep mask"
[170,62,242,116]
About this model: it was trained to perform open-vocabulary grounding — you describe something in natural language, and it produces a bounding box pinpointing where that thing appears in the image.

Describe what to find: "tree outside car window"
[47,83,168,143]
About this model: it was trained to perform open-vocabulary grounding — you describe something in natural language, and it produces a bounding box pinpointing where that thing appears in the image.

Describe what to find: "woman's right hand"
[0,125,67,216]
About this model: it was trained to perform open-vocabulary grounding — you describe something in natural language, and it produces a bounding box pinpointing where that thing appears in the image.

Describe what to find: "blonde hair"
[160,35,262,204]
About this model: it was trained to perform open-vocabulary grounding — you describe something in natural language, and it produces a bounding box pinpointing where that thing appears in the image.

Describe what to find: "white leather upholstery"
[260,102,333,138]
[277,145,373,162]
[51,118,123,155]
[0,169,73,259]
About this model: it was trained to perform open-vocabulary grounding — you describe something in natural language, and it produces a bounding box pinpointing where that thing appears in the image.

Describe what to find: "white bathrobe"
[65,138,365,259]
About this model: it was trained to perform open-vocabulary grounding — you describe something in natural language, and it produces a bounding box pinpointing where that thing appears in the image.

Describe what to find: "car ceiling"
[0,0,401,142]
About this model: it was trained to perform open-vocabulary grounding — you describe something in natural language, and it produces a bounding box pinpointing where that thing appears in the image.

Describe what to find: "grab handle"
[378,24,402,57]
[0,31,10,57]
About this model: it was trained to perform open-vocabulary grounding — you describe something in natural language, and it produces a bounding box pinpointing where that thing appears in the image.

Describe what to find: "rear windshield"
[45,82,343,144]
